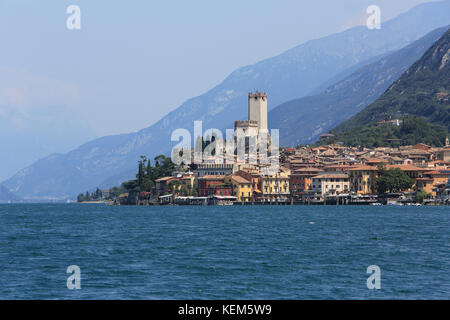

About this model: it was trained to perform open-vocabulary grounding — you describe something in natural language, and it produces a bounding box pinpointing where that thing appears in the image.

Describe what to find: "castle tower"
[248,91,268,131]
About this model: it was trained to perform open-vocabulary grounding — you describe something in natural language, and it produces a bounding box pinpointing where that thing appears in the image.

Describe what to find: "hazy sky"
[0,0,436,135]
[0,0,439,180]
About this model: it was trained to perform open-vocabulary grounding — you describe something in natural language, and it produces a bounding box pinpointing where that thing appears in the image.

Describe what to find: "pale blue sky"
[0,0,438,180]
[0,0,435,135]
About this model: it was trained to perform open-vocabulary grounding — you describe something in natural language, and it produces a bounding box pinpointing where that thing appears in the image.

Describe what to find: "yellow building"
[416,171,450,196]
[225,175,253,202]
[348,165,378,195]
[259,169,290,201]
[181,173,197,196]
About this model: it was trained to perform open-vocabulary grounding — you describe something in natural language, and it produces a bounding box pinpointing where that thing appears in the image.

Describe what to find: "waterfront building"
[348,165,378,195]
[181,172,197,196]
[225,175,253,202]
[259,168,290,202]
[235,168,262,200]
[311,173,350,197]
[197,175,232,197]
[416,170,450,196]
[289,167,323,197]
[155,176,181,196]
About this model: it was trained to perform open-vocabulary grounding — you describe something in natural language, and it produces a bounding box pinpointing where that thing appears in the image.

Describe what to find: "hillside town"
[80,92,450,206]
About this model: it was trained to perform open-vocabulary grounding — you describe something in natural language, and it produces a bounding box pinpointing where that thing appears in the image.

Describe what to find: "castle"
[234,91,270,150]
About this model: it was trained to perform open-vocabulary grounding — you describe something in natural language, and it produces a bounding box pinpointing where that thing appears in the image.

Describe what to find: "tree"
[376,168,414,194]
[122,180,139,191]
[416,191,429,204]
[77,193,85,203]
[110,154,176,198]
[137,158,145,187]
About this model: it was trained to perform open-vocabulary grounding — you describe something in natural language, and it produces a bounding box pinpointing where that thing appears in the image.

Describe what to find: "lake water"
[1,204,449,299]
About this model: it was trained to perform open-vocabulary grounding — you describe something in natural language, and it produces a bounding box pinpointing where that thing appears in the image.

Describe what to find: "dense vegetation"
[375,166,414,195]
[122,155,175,193]
[322,116,448,148]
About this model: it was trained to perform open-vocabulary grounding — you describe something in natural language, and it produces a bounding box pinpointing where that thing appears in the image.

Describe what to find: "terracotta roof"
[200,175,226,180]
[366,158,388,163]
[231,175,251,184]
[314,173,349,179]
[293,167,323,172]
[385,165,424,171]
[324,165,351,168]
[348,165,378,171]
[155,176,177,182]
[425,171,449,175]
[321,150,338,156]
[416,177,433,181]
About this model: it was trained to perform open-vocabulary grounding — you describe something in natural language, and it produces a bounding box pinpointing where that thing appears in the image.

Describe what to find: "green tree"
[416,191,429,204]
[77,193,85,202]
[122,179,139,191]
[117,154,176,195]
[376,168,414,194]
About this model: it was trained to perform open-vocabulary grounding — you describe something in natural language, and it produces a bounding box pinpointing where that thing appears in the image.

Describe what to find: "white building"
[311,173,350,196]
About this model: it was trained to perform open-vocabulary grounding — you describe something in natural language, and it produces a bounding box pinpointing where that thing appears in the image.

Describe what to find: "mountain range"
[0,184,21,203]
[329,28,450,146]
[269,25,449,146]
[3,0,450,200]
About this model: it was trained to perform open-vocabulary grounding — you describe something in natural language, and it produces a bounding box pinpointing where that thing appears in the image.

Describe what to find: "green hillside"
[329,27,450,147]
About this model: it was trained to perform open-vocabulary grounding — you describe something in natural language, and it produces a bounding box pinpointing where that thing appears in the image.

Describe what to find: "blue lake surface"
[0,204,449,299]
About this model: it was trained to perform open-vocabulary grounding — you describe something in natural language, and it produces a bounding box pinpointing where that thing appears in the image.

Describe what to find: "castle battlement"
[235,120,258,128]
[248,91,267,101]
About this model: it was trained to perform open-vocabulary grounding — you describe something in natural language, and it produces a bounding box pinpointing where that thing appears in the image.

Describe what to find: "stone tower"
[248,91,268,130]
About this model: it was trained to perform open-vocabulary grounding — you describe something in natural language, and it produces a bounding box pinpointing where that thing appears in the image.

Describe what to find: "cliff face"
[269,26,449,146]
[4,1,450,200]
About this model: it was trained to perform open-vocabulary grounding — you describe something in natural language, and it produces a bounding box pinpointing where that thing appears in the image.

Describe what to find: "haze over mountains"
[0,184,20,203]
[3,0,450,200]
[329,27,450,145]
[269,25,449,146]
